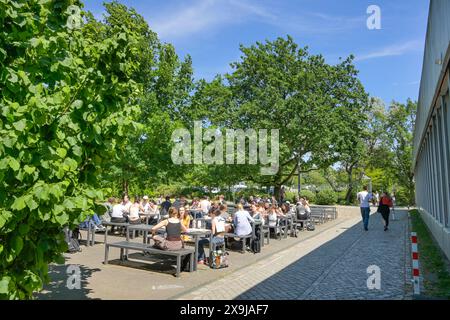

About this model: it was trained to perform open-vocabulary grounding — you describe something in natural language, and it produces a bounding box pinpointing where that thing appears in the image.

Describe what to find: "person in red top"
[378,192,394,231]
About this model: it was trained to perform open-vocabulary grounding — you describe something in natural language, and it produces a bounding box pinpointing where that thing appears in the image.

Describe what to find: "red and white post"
[411,232,420,295]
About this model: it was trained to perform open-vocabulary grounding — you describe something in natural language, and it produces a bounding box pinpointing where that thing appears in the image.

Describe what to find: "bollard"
[411,232,420,295]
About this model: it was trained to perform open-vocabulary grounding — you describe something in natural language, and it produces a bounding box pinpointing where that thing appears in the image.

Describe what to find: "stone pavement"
[176,209,411,300]
[36,207,412,300]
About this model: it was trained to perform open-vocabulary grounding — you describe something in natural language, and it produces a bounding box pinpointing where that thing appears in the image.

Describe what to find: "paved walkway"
[177,209,411,300]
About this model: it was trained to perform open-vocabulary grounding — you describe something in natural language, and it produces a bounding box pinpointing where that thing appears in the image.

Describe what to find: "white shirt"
[142,202,151,212]
[111,204,125,218]
[129,205,140,219]
[357,191,372,208]
[213,216,226,234]
[199,200,211,214]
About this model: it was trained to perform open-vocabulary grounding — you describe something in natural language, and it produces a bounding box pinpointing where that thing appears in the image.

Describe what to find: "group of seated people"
[84,192,313,264]
[109,194,160,226]
[145,194,312,264]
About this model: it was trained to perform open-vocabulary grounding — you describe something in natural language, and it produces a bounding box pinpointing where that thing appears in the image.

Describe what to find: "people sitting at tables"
[197,209,226,264]
[267,205,278,227]
[102,197,115,222]
[280,203,290,215]
[249,204,265,225]
[80,213,106,231]
[179,206,192,242]
[141,195,151,213]
[151,207,187,251]
[190,197,200,210]
[218,194,226,205]
[219,204,233,232]
[111,194,130,224]
[160,195,172,216]
[267,204,286,227]
[146,200,160,225]
[127,196,142,224]
[199,196,211,216]
[173,195,187,210]
[233,204,254,238]
[208,201,219,216]
[295,197,310,228]
[219,204,230,220]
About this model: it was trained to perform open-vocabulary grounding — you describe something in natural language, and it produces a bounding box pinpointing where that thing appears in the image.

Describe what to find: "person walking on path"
[391,192,397,221]
[378,192,394,231]
[357,186,372,231]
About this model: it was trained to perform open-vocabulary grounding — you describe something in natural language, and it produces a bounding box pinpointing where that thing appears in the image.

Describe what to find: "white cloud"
[151,0,276,39]
[355,40,423,61]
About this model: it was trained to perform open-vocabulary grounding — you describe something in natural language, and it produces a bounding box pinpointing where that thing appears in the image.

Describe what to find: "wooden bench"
[103,241,195,277]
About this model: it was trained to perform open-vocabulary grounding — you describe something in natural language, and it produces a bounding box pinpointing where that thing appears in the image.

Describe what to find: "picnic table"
[125,224,212,271]
[189,209,206,227]
[139,213,159,225]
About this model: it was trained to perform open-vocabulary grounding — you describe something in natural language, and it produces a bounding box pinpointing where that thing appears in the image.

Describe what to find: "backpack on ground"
[209,249,229,269]
[251,226,261,253]
[306,222,315,231]
[64,227,82,253]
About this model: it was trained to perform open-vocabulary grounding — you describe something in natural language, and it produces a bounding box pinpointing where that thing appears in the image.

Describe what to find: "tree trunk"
[274,185,281,202]
[122,178,129,195]
[345,169,353,205]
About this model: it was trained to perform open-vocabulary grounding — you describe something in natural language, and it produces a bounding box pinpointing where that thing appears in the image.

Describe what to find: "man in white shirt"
[357,186,372,231]
[199,196,211,215]
[142,195,151,212]
[111,194,131,222]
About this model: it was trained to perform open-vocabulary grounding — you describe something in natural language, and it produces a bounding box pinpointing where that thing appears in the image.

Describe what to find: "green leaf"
[8,158,20,171]
[55,213,68,225]
[63,158,77,171]
[13,119,26,131]
[57,148,67,158]
[10,235,24,256]
[71,100,83,109]
[11,196,26,211]
[0,277,11,294]
[0,211,12,228]
[72,145,82,157]
[23,165,35,175]
[25,197,38,210]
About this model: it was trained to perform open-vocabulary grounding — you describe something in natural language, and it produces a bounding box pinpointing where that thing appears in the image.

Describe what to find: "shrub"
[300,190,316,204]
[316,189,338,205]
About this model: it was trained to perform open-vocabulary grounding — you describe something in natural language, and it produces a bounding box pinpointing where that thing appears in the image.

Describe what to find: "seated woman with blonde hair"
[179,205,192,242]
[151,207,187,251]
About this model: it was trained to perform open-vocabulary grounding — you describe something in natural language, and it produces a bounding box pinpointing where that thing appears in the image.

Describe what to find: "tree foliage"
[194,36,369,197]
[0,0,143,299]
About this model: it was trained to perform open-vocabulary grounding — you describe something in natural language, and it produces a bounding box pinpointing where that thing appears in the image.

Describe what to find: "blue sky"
[84,0,429,105]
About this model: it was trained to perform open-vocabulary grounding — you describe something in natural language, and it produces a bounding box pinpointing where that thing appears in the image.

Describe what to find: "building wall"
[414,0,450,260]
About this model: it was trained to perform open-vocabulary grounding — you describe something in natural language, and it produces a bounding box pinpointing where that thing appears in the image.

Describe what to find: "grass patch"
[410,209,450,299]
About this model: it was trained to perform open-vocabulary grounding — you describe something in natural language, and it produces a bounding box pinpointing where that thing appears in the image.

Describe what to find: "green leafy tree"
[0,0,143,299]
[197,36,369,198]
[92,2,195,195]
[385,99,417,205]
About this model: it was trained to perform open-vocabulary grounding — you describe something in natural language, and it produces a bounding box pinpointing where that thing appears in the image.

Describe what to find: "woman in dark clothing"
[378,192,393,231]
[151,207,187,250]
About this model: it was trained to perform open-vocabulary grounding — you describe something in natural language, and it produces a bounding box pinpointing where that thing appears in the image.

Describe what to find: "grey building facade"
[413,0,450,260]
